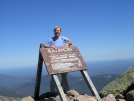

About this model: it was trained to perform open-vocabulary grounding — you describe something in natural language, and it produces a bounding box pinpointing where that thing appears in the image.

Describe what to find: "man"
[43,26,72,93]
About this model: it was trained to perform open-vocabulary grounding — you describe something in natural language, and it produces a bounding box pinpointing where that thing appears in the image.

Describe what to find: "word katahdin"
[48,48,72,53]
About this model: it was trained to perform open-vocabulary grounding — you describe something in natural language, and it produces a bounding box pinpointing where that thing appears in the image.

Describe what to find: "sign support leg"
[52,75,67,101]
[34,44,43,100]
[80,70,102,101]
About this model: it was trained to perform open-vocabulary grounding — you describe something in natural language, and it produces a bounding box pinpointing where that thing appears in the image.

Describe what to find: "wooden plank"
[52,75,67,101]
[34,44,43,100]
[40,46,88,75]
[80,70,102,101]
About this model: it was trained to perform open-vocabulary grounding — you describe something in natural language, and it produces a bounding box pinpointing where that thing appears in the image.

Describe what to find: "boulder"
[21,96,34,101]
[115,94,124,99]
[66,90,80,99]
[46,90,97,101]
[116,99,126,101]
[99,66,134,97]
[66,90,97,101]
[76,95,97,101]
[126,90,134,101]
[102,94,116,101]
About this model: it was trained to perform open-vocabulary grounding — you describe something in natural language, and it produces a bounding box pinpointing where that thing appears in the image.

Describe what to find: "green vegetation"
[100,66,134,98]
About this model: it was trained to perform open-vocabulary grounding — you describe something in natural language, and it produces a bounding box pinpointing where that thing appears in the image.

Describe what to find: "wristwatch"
[68,43,72,46]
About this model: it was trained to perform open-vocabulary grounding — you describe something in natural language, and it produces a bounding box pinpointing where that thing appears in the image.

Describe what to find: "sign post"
[34,44,43,100]
[34,44,102,101]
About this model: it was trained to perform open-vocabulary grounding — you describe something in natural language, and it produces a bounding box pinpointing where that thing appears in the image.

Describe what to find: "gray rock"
[100,66,134,97]
[43,90,97,101]
[66,90,80,99]
[21,96,34,101]
[116,99,126,101]
[126,90,134,101]
[115,94,124,99]
[76,95,97,101]
[102,94,116,101]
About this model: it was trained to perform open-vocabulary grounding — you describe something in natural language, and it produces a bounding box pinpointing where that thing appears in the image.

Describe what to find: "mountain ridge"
[14,74,120,96]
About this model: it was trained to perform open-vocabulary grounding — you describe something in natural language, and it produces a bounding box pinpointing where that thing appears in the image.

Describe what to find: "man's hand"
[51,46,57,50]
[64,44,69,49]
[64,39,72,49]
[43,44,57,50]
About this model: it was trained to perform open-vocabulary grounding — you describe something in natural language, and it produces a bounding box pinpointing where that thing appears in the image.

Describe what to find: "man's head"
[54,26,62,38]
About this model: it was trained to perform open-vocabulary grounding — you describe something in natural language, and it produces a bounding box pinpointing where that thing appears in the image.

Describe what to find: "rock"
[115,94,124,99]
[66,90,97,101]
[100,66,134,97]
[102,94,116,101]
[21,96,34,101]
[53,95,62,101]
[76,95,97,101]
[116,99,126,101]
[66,90,80,99]
[46,90,97,101]
[126,90,134,101]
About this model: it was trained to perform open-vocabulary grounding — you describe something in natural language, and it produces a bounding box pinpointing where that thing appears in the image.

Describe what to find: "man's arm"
[43,44,57,50]
[43,44,52,48]
[43,39,57,49]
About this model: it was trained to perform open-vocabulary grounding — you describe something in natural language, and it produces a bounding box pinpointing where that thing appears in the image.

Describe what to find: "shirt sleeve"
[62,36,69,43]
[45,39,52,46]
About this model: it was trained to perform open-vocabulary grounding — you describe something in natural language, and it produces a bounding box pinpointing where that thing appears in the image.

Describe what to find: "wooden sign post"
[34,44,102,101]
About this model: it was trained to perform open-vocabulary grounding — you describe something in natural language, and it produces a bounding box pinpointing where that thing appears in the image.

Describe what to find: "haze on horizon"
[0,0,134,68]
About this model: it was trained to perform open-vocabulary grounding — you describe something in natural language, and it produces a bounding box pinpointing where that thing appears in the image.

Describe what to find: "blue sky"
[0,0,134,68]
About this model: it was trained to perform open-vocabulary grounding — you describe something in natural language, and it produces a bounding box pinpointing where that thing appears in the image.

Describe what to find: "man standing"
[43,26,72,93]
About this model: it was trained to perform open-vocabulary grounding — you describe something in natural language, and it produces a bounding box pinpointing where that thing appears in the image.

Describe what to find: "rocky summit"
[22,90,97,101]
[100,66,134,101]
[21,66,134,101]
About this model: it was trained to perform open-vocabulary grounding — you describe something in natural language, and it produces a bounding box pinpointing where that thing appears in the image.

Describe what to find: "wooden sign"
[40,46,88,75]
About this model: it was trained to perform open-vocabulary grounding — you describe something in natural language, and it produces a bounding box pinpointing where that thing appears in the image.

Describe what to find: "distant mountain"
[15,74,120,96]
[0,87,23,98]
[0,74,34,90]
[0,58,134,77]
[75,74,120,94]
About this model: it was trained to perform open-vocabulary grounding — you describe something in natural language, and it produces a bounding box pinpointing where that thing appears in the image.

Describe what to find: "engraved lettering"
[48,48,72,53]
[48,49,52,53]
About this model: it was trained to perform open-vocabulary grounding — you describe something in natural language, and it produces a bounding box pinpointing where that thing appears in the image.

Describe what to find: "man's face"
[54,28,61,37]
